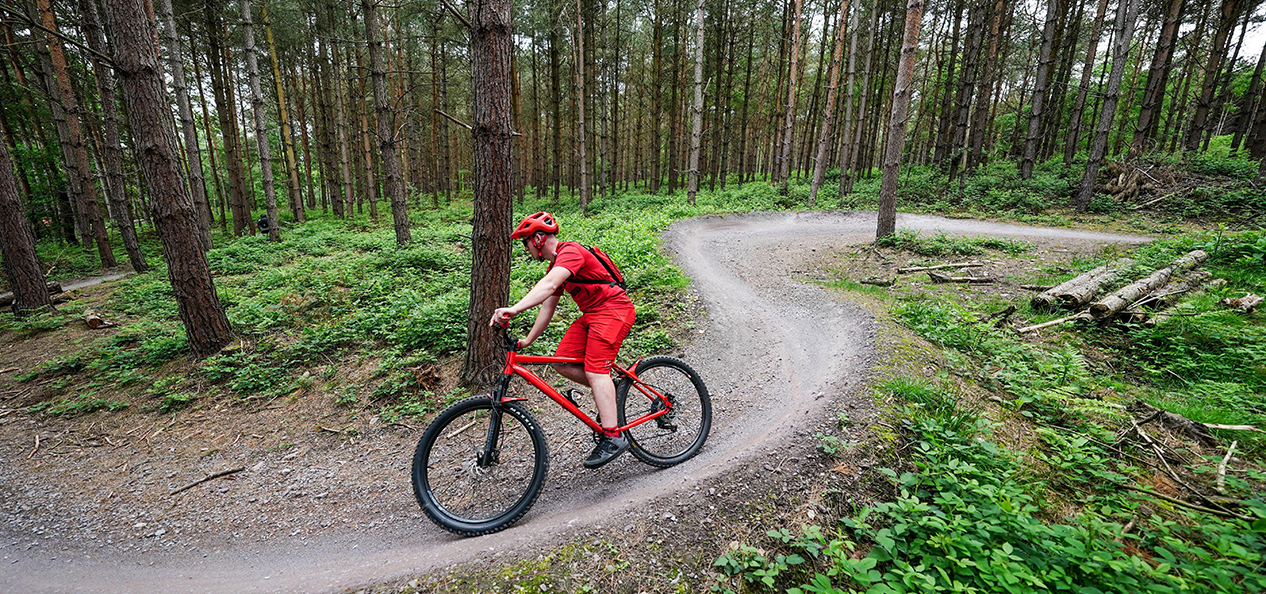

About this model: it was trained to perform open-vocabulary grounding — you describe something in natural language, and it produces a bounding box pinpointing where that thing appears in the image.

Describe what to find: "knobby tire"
[616,356,712,467]
[412,396,549,536]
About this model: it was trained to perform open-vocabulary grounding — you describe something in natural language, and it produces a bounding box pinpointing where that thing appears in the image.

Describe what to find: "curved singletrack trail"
[1,212,1149,593]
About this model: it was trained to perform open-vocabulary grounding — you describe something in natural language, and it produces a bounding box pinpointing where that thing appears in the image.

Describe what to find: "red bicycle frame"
[493,341,674,434]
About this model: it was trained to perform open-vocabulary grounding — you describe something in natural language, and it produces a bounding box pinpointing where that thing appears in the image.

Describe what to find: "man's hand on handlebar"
[490,307,515,329]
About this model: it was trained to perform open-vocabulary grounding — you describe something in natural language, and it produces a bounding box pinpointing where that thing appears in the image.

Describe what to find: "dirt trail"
[0,212,1149,593]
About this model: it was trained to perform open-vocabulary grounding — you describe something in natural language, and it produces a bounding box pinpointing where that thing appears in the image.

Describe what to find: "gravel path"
[0,212,1149,593]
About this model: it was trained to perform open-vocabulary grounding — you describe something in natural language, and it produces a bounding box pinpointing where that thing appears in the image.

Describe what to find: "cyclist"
[490,212,636,469]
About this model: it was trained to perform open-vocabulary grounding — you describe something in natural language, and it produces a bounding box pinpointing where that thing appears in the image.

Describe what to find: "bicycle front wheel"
[411,396,549,536]
[617,356,712,467]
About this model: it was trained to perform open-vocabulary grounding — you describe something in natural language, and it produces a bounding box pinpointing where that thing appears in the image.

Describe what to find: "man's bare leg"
[554,364,618,430]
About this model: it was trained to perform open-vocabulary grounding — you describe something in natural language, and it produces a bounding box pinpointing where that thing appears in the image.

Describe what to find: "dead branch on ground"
[169,466,246,496]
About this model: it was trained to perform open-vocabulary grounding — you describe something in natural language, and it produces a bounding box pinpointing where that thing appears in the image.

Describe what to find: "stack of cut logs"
[1019,249,1252,333]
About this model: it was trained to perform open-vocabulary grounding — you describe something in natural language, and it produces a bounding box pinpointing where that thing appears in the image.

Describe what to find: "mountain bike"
[411,328,712,537]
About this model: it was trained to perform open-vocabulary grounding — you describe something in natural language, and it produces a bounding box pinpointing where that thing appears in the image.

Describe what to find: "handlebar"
[491,324,520,352]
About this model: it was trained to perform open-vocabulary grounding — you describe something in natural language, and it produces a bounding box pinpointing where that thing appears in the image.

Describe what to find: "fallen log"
[1031,259,1132,310]
[898,262,983,274]
[0,281,63,308]
[859,277,896,287]
[1221,293,1262,313]
[1020,284,1053,292]
[83,309,116,329]
[1090,250,1208,320]
[1120,270,1212,324]
[928,271,994,284]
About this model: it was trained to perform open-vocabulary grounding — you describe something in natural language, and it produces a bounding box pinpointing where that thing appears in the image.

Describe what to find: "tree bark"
[810,0,850,207]
[363,0,411,245]
[463,0,515,386]
[242,0,280,242]
[1185,0,1245,152]
[36,0,115,267]
[777,0,805,193]
[1130,0,1185,157]
[1020,0,1062,178]
[877,0,925,239]
[1090,250,1208,319]
[1032,259,1133,309]
[263,4,305,223]
[102,0,233,357]
[83,0,148,271]
[574,0,591,212]
[1063,0,1109,166]
[686,0,704,205]
[205,1,251,235]
[1075,0,1140,211]
[0,139,51,317]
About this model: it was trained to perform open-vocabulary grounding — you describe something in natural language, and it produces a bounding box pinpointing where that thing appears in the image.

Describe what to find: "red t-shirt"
[549,242,634,313]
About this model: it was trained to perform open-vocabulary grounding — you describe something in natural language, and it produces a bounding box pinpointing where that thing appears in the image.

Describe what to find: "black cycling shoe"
[583,434,629,469]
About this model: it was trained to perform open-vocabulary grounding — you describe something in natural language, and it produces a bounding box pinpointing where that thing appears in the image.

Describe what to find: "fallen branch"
[1203,423,1266,434]
[927,271,994,284]
[898,262,983,274]
[859,277,896,287]
[1130,400,1218,447]
[1118,484,1249,521]
[978,305,1017,328]
[168,466,246,496]
[1016,311,1091,334]
[27,434,39,459]
[1217,441,1238,494]
[1020,284,1053,292]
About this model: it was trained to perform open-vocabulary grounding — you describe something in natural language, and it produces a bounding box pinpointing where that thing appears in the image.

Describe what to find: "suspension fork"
[479,374,514,467]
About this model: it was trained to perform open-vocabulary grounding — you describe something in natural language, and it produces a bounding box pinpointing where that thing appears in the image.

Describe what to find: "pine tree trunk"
[463,0,515,386]
[1075,0,1141,211]
[877,0,924,239]
[575,0,591,212]
[102,0,233,357]
[263,5,305,223]
[686,0,705,205]
[777,0,805,193]
[0,139,51,317]
[242,0,280,242]
[1130,0,1184,157]
[36,0,115,267]
[205,2,250,235]
[1020,0,1061,179]
[810,0,850,207]
[190,40,229,231]
[1232,43,1266,154]
[1186,0,1245,151]
[84,0,148,271]
[363,0,410,244]
[837,3,861,200]
[1062,0,1109,166]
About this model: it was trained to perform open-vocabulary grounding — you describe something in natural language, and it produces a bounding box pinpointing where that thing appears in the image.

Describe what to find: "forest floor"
[0,212,1151,593]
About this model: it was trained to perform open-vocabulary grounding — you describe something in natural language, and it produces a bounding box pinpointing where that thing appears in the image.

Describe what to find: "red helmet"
[510,212,559,239]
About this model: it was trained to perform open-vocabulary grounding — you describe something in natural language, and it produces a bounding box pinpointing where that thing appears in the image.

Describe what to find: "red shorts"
[554,307,636,374]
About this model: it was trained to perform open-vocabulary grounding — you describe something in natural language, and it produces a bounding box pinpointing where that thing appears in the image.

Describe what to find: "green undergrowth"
[3,181,848,416]
[715,230,1266,592]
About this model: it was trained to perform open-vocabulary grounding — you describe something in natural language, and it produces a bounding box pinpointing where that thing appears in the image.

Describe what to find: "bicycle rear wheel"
[616,356,711,467]
[412,396,549,536]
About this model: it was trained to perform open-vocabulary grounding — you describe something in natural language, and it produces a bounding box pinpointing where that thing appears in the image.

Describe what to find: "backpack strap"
[563,242,626,291]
